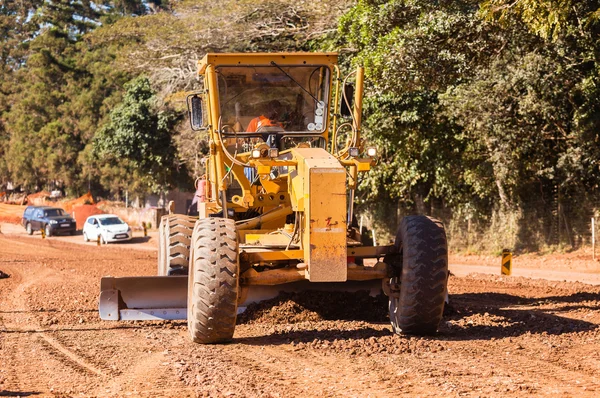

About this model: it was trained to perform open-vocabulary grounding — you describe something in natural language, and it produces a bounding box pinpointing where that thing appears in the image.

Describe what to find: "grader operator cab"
[99,53,449,343]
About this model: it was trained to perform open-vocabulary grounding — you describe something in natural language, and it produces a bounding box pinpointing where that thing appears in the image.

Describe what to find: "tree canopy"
[332,0,600,249]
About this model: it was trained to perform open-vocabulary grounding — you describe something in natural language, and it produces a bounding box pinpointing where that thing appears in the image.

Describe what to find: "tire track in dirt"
[488,340,600,393]
[0,263,23,393]
[234,342,398,396]
[172,334,309,396]
[0,261,109,393]
[1,234,196,396]
[37,332,107,377]
[99,350,196,397]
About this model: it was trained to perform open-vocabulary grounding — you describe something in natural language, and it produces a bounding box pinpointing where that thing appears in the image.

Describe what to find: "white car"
[83,214,132,244]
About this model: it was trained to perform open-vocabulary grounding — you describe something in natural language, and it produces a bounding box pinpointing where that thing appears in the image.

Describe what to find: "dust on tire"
[188,218,239,344]
[158,214,196,276]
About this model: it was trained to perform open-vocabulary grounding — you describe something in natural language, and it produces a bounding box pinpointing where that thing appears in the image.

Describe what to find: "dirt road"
[1,231,600,397]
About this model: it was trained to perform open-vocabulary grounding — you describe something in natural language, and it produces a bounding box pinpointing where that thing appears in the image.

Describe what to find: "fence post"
[592,217,596,261]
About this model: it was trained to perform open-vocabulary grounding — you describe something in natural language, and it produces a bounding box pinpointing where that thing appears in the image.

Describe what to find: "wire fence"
[358,190,600,255]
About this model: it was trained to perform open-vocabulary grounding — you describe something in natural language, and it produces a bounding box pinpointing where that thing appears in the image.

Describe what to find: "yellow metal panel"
[257,165,271,175]
[356,159,371,172]
[242,249,304,263]
[289,148,347,282]
[197,202,218,218]
[306,166,347,281]
[243,232,292,247]
[199,53,339,73]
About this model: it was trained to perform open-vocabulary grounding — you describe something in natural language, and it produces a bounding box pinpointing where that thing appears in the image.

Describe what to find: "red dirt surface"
[451,249,600,273]
[1,230,599,397]
[0,203,25,224]
[0,192,96,225]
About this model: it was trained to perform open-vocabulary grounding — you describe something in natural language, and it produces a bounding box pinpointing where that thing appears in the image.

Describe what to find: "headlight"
[268,148,279,158]
[348,147,359,157]
[251,149,261,158]
[366,147,377,157]
[49,220,57,224]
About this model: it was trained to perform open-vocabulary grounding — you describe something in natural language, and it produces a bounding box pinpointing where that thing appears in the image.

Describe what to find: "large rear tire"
[188,218,239,344]
[157,214,196,276]
[389,215,448,335]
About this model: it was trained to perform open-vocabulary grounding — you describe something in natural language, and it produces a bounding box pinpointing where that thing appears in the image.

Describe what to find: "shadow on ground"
[235,289,599,344]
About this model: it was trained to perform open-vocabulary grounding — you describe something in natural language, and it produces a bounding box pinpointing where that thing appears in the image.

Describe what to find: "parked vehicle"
[83,214,132,244]
[21,206,77,236]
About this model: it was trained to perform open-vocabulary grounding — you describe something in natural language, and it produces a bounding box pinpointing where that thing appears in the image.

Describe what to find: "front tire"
[45,224,52,237]
[158,215,196,276]
[188,218,239,344]
[389,215,448,335]
[26,223,33,235]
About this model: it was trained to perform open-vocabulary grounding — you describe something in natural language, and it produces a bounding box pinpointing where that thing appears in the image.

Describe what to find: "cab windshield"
[44,209,65,217]
[216,65,331,135]
[99,217,124,226]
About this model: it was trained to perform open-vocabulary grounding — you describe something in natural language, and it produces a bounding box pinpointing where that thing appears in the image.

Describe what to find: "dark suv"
[22,206,77,236]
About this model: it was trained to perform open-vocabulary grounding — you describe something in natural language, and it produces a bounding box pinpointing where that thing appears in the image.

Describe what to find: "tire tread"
[390,215,448,335]
[157,214,197,276]
[188,218,239,344]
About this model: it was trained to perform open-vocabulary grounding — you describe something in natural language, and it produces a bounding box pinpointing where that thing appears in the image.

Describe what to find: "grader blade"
[99,275,384,320]
[99,276,187,321]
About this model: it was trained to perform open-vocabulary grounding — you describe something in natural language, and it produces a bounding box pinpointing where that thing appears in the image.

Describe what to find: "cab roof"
[198,52,338,74]
[94,214,120,219]
[27,205,62,210]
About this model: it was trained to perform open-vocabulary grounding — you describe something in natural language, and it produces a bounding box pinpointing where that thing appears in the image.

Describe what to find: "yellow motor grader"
[99,52,448,343]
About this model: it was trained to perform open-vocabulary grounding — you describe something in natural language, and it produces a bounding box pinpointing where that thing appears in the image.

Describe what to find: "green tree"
[334,0,600,250]
[334,0,501,214]
[480,0,600,40]
[1,1,147,193]
[0,1,43,187]
[93,76,179,195]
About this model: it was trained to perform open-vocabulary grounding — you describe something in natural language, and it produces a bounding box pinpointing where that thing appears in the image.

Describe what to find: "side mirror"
[340,83,354,118]
[187,94,205,130]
